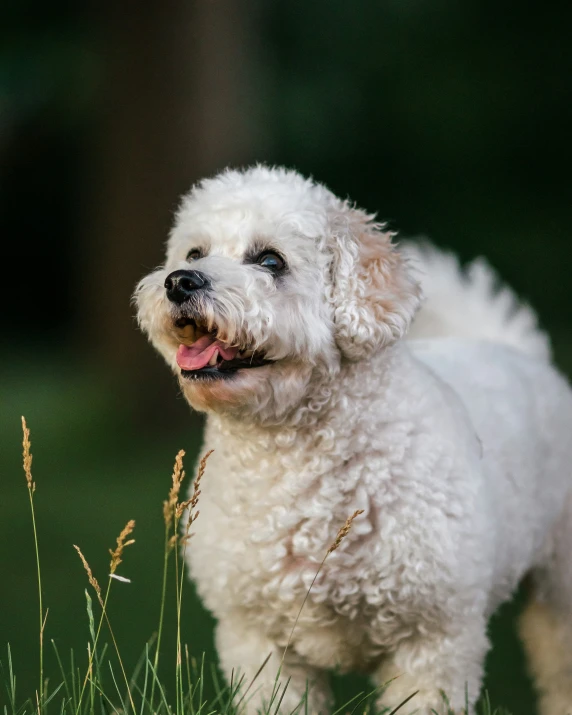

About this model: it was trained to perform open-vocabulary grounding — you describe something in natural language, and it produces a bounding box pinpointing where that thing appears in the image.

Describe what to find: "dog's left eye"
[187,249,202,261]
[257,251,285,272]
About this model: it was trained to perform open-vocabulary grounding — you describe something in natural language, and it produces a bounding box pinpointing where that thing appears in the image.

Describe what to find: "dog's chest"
[188,494,432,658]
[187,454,444,657]
[186,409,470,663]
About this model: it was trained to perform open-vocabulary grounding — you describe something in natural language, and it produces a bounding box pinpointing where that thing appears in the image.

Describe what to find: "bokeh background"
[2,1,571,712]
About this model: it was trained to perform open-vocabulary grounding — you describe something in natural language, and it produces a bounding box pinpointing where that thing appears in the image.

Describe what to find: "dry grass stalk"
[181,449,213,544]
[76,525,137,715]
[327,509,364,555]
[164,449,186,526]
[109,519,136,573]
[74,545,103,607]
[175,499,191,521]
[282,509,365,665]
[21,416,44,713]
[41,609,49,637]
[21,416,35,492]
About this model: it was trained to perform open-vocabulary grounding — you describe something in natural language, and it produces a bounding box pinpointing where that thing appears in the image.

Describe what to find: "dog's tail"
[404,242,551,361]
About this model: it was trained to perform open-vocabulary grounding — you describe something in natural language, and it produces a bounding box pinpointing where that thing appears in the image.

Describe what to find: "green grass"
[0,355,545,714]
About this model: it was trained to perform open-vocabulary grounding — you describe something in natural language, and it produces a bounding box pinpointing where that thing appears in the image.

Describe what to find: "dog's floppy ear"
[329,205,421,361]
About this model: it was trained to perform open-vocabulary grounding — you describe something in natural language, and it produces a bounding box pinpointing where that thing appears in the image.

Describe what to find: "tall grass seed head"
[21,416,35,492]
[327,510,365,555]
[109,519,136,573]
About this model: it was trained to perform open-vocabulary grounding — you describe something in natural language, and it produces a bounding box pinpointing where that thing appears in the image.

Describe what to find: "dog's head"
[135,166,421,420]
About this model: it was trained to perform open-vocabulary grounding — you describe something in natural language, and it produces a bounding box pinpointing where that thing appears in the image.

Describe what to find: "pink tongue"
[176,335,239,371]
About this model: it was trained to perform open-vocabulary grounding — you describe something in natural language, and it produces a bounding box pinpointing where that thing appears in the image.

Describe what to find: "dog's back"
[404,242,551,361]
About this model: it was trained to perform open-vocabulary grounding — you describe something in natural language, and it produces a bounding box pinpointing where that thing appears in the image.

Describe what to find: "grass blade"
[387,690,419,715]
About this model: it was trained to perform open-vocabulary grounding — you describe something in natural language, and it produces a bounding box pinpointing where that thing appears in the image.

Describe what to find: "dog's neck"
[199,344,402,513]
[207,343,399,437]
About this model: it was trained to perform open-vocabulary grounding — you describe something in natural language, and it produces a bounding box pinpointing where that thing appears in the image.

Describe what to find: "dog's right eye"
[187,249,202,261]
[256,251,286,273]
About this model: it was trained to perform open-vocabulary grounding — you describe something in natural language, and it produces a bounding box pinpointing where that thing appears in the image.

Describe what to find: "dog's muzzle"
[164,269,209,304]
[164,269,273,381]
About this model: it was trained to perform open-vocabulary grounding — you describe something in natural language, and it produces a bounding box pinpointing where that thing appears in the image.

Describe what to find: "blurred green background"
[2,1,571,712]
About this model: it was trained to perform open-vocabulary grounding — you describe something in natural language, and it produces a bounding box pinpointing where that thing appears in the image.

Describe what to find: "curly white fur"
[135,166,572,715]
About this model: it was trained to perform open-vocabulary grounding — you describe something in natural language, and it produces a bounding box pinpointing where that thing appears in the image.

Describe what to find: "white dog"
[135,166,572,715]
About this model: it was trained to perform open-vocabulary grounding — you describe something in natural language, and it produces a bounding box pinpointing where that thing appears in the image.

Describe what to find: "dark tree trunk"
[82,0,260,421]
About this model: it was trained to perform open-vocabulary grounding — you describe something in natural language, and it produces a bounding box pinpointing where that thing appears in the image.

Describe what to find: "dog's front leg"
[215,616,332,715]
[373,619,489,714]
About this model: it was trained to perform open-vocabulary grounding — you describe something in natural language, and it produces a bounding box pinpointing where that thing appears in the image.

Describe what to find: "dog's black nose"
[164,270,208,303]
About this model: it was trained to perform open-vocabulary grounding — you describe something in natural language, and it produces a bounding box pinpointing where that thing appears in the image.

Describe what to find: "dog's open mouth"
[174,317,270,381]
